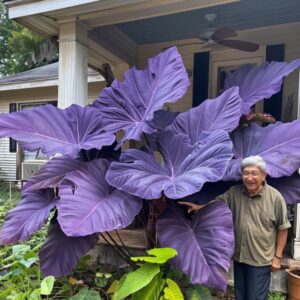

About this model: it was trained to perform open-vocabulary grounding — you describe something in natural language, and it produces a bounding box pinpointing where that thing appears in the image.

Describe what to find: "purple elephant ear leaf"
[145,109,180,150]
[23,157,84,193]
[180,181,238,205]
[0,189,57,245]
[57,159,142,237]
[170,87,241,143]
[39,220,98,277]
[93,47,190,145]
[224,59,300,114]
[0,104,115,157]
[224,121,300,181]
[106,129,233,199]
[268,173,300,205]
[156,202,234,291]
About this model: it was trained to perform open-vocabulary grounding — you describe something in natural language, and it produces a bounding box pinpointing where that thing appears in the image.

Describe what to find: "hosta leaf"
[132,274,165,300]
[131,247,177,264]
[70,287,101,300]
[224,59,300,114]
[114,263,160,300]
[23,156,84,192]
[40,276,55,296]
[157,203,234,291]
[224,121,300,181]
[93,47,189,145]
[170,87,241,143]
[268,173,300,205]
[0,189,57,245]
[106,130,233,199]
[0,104,115,157]
[57,159,142,236]
[162,279,184,300]
[39,220,98,277]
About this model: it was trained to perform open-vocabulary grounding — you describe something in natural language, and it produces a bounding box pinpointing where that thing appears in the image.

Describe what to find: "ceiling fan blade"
[211,27,237,40]
[218,39,259,52]
[161,42,205,51]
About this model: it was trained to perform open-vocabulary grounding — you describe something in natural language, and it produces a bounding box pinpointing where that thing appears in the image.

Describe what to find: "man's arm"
[272,229,288,271]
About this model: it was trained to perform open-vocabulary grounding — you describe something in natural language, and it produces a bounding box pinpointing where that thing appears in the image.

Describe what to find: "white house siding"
[137,21,300,120]
[0,82,105,181]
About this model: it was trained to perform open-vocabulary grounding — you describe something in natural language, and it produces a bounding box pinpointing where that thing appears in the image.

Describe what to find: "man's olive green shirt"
[216,183,291,266]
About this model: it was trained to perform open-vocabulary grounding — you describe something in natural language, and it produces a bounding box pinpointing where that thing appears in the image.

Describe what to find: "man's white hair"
[241,155,266,172]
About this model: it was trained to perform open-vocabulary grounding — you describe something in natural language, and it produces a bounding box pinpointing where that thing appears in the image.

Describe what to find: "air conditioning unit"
[21,160,48,180]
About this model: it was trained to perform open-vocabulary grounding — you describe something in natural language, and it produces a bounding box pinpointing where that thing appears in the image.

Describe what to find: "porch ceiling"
[6,0,300,45]
[116,0,300,45]
[4,0,300,66]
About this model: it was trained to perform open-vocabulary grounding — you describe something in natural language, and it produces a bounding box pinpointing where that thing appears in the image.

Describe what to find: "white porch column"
[58,19,88,108]
[293,203,300,259]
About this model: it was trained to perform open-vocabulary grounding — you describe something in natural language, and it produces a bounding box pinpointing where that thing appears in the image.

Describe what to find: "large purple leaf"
[157,202,234,291]
[106,129,233,199]
[170,87,241,143]
[268,173,300,205]
[224,121,300,181]
[93,47,189,145]
[23,156,84,193]
[57,159,142,237]
[0,104,115,157]
[0,189,57,245]
[145,109,180,150]
[179,181,237,205]
[224,59,300,114]
[39,220,98,277]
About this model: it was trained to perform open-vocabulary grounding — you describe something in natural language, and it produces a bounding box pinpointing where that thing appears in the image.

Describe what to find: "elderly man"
[179,155,291,300]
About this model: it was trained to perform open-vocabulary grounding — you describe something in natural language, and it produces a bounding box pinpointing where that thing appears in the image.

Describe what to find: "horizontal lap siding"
[0,101,16,180]
[0,138,16,180]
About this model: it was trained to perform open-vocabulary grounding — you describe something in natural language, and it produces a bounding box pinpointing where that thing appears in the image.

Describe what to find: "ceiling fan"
[172,13,259,52]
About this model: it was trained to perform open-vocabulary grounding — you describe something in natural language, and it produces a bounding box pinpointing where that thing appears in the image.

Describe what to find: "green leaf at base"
[114,263,160,300]
[132,273,166,300]
[131,247,177,264]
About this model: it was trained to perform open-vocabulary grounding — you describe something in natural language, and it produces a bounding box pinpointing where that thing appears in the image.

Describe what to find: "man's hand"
[177,201,205,214]
[271,256,281,272]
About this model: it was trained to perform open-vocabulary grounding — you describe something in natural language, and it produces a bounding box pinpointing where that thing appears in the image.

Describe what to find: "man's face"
[242,165,267,194]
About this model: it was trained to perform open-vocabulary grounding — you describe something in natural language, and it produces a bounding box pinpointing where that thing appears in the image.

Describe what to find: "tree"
[0,2,57,76]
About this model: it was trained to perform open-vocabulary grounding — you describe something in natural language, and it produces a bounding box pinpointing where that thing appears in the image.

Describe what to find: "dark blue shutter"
[192,52,210,107]
[9,103,17,152]
[264,44,285,121]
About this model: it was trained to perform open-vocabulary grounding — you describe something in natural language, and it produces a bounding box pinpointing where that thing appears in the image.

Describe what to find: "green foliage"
[40,276,55,295]
[268,291,285,300]
[95,272,112,288]
[110,247,186,300]
[186,285,212,300]
[114,263,160,299]
[70,286,102,300]
[160,278,184,300]
[0,2,46,76]
[132,274,165,300]
[131,247,177,264]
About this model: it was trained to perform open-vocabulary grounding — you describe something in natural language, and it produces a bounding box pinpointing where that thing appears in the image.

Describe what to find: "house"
[2,0,300,275]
